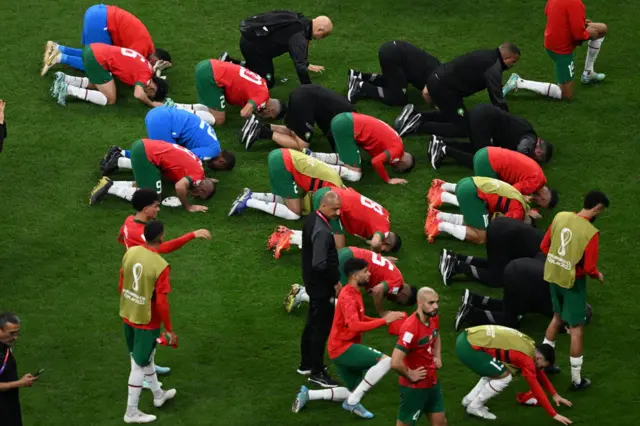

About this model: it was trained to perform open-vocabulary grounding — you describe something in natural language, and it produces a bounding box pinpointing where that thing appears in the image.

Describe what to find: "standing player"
[41,4,171,75]
[425,177,539,244]
[503,0,607,100]
[305,112,415,184]
[345,41,441,106]
[391,287,447,426]
[49,43,168,107]
[119,221,177,423]
[541,191,608,390]
[89,139,217,212]
[100,107,236,176]
[455,325,572,423]
[292,258,405,418]
[240,84,355,151]
[227,148,344,221]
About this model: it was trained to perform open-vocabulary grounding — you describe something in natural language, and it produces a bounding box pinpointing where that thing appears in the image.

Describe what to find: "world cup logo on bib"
[557,228,573,257]
[132,263,143,292]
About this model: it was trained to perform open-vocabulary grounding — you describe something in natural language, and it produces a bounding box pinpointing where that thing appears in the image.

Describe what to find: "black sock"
[259,124,274,139]
[468,307,520,328]
[227,56,244,65]
[455,255,488,269]
[444,146,474,168]
[360,82,405,106]
[360,72,385,86]
[456,262,492,286]
[360,81,384,100]
[471,294,504,311]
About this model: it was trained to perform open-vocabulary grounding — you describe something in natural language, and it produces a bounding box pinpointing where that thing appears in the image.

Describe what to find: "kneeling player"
[425,177,540,244]
[306,112,415,184]
[50,43,168,107]
[228,148,344,220]
[90,139,217,212]
[391,288,447,426]
[292,258,406,419]
[456,325,572,424]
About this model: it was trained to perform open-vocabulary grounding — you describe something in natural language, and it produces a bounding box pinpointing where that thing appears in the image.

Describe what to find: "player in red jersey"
[503,0,607,101]
[304,112,415,184]
[89,139,217,213]
[41,4,171,76]
[391,287,447,426]
[50,43,168,108]
[292,258,405,419]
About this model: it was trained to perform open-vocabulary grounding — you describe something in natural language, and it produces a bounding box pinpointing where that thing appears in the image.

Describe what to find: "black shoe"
[544,365,562,375]
[395,104,421,136]
[240,115,262,151]
[218,51,229,62]
[570,377,591,391]
[346,71,363,104]
[430,137,446,170]
[308,371,339,388]
[454,291,472,332]
[296,366,312,376]
[101,149,122,176]
[100,145,121,170]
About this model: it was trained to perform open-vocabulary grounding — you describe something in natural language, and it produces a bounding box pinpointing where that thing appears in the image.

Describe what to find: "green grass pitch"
[1,0,639,424]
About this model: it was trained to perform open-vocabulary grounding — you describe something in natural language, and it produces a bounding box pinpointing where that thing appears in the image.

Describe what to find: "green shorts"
[195,60,225,110]
[398,383,445,425]
[472,148,498,179]
[455,332,507,377]
[549,276,587,326]
[332,344,384,390]
[130,139,162,194]
[456,177,489,230]
[124,323,160,367]
[312,187,344,233]
[546,49,575,85]
[337,247,355,284]
[268,149,300,198]
[331,113,361,168]
[83,45,113,85]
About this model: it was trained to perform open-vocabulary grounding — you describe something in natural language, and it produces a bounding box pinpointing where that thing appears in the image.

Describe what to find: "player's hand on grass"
[384,311,406,324]
[434,356,443,369]
[597,272,604,284]
[194,229,212,240]
[308,64,325,73]
[552,394,572,407]
[387,178,408,185]
[18,374,38,387]
[407,367,427,383]
[187,205,208,213]
[0,99,5,124]
[553,414,572,425]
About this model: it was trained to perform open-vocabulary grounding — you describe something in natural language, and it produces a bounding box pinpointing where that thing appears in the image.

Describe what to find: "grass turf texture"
[1,0,638,424]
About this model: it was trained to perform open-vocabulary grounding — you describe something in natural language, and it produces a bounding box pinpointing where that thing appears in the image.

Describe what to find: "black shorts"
[240,36,275,81]
[378,41,408,92]
[503,258,553,317]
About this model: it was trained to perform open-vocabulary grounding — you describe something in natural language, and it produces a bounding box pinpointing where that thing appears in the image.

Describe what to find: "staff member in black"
[299,191,342,388]
[395,43,520,138]
[220,11,333,88]
[345,40,441,106]
[0,100,7,153]
[0,312,38,426]
[241,84,355,151]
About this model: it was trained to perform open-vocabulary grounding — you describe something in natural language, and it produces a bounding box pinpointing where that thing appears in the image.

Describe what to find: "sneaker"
[428,179,445,208]
[55,81,69,106]
[292,385,310,413]
[41,41,60,76]
[100,145,122,170]
[581,70,606,84]
[544,364,561,375]
[228,188,252,216]
[439,248,454,277]
[240,115,262,151]
[218,51,229,62]
[346,73,363,104]
[153,388,177,407]
[570,377,591,391]
[308,371,338,388]
[466,405,497,420]
[396,107,422,137]
[50,72,65,98]
[284,284,303,313]
[342,400,374,419]
[123,410,157,424]
[430,137,445,170]
[296,366,312,376]
[502,73,520,97]
[517,391,539,406]
[461,395,473,408]
[89,177,113,205]
[426,134,437,158]
[460,288,471,307]
[441,254,456,287]
[101,148,122,176]
[154,365,171,375]
[454,292,472,331]
[274,228,294,259]
[142,380,163,390]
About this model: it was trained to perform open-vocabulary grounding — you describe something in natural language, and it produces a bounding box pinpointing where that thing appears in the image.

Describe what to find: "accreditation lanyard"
[0,348,10,376]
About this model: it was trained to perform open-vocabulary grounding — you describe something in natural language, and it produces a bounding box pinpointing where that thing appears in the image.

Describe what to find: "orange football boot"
[425,208,441,243]
[274,228,295,259]
[428,179,445,208]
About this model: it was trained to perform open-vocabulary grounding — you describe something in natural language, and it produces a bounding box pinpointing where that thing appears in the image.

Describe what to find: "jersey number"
[199,119,218,141]
[239,67,264,85]
[360,195,384,215]
[412,410,422,421]
[568,62,575,78]
[371,253,394,271]
[120,48,152,70]
[490,358,503,371]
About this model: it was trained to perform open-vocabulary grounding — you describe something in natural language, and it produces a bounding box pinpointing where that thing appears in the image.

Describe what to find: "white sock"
[441,192,459,206]
[118,157,132,169]
[464,377,489,402]
[439,222,467,241]
[299,286,310,303]
[442,182,457,192]
[308,387,351,402]
[585,37,604,72]
[142,361,163,399]
[469,375,512,409]
[195,110,215,126]
[543,338,556,348]
[437,211,464,225]
[290,230,303,247]
[347,357,391,405]
[66,85,108,105]
[64,75,89,88]
[246,199,300,220]
[329,164,362,182]
[518,79,562,100]
[570,356,583,384]
[108,184,137,201]
[174,103,196,112]
[310,152,341,165]
[251,192,284,204]
[126,362,145,415]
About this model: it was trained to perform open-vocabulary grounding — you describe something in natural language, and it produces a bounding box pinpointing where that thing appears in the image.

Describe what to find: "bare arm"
[134,84,162,108]
[175,178,192,211]
[240,102,255,118]
[371,283,387,316]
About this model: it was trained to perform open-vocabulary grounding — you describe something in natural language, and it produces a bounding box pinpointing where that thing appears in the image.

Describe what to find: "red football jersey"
[544,0,589,54]
[349,247,404,294]
[395,312,440,389]
[477,190,526,221]
[487,147,546,195]
[91,43,153,86]
[352,113,405,182]
[142,139,205,184]
[210,60,269,109]
[334,187,391,239]
[106,5,155,58]
[281,149,341,192]
[118,216,147,249]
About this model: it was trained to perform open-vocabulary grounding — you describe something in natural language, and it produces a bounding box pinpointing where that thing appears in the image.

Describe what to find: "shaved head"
[417,287,439,317]
[417,287,438,301]
[321,190,340,206]
[319,190,341,220]
[312,16,333,39]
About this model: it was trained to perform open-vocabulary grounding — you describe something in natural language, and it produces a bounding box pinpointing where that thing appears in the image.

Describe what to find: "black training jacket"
[301,211,340,299]
[470,104,536,149]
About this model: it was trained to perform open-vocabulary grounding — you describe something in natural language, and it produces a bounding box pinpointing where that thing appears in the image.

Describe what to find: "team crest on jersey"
[305,132,312,141]
[457,108,465,117]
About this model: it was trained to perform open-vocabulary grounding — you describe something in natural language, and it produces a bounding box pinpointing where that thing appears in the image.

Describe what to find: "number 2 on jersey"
[199,119,218,141]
